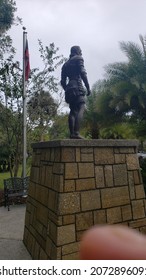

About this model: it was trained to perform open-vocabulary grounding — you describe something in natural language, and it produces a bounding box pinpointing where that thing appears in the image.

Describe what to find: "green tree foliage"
[27,90,58,141]
[0,33,15,62]
[85,35,146,140]
[83,89,102,139]
[84,80,128,139]
[48,113,68,140]
[27,40,65,141]
[0,32,65,175]
[0,57,23,177]
[105,35,146,121]
[0,0,21,34]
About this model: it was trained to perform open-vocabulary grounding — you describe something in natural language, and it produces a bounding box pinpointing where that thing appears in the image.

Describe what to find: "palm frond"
[120,41,144,67]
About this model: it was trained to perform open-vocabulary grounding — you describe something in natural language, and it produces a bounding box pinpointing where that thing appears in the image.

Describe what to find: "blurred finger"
[80,225,146,260]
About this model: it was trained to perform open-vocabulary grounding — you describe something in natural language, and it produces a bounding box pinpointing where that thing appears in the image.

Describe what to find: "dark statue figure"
[61,46,91,139]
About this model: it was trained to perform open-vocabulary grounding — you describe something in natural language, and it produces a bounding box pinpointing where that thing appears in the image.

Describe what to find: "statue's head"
[70,46,82,56]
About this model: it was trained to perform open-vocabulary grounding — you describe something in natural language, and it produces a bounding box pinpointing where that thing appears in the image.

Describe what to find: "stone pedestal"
[23,139,146,259]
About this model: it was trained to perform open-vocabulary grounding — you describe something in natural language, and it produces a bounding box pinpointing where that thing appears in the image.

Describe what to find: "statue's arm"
[60,65,67,90]
[78,57,91,95]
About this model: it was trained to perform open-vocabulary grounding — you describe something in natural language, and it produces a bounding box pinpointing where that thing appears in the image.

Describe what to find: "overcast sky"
[9,0,146,87]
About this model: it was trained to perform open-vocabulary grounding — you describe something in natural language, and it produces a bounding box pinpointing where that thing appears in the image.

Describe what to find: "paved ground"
[0,204,32,260]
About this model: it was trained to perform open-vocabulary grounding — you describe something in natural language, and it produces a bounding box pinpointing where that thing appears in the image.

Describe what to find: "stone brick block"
[57,224,76,245]
[95,166,105,188]
[43,149,51,161]
[44,165,53,188]
[65,163,78,179]
[132,200,145,219]
[35,184,49,206]
[29,235,37,257]
[62,242,79,255]
[52,174,63,192]
[28,181,36,198]
[47,221,57,244]
[119,147,135,154]
[81,190,101,211]
[39,248,48,260]
[25,201,32,213]
[54,148,61,162]
[101,186,130,208]
[81,147,93,154]
[29,206,36,225]
[32,153,41,167]
[48,190,58,213]
[39,166,46,186]
[139,226,146,234]
[62,252,79,260]
[113,164,128,186]
[40,149,49,161]
[33,241,40,260]
[50,148,55,161]
[46,236,61,259]
[128,171,136,200]
[126,154,139,170]
[30,167,39,183]
[135,185,145,199]
[107,207,122,223]
[76,148,81,162]
[76,211,93,230]
[24,231,34,253]
[129,218,146,228]
[58,192,80,215]
[114,148,120,154]
[64,180,75,192]
[53,163,64,174]
[104,165,114,187]
[25,211,30,228]
[33,220,44,238]
[81,151,93,162]
[78,163,94,178]
[94,209,106,224]
[63,215,75,225]
[61,147,76,162]
[133,170,142,185]
[94,148,114,164]
[76,178,95,191]
[42,226,47,240]
[115,154,126,163]
[48,210,62,226]
[121,205,132,221]
[36,204,48,226]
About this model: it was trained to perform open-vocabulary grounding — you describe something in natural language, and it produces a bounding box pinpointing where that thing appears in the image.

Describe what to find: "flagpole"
[22,26,27,178]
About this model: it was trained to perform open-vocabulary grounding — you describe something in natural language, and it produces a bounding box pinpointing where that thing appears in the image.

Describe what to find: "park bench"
[4,176,29,211]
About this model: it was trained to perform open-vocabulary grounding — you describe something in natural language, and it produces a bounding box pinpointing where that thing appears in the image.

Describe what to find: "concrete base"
[23,139,146,259]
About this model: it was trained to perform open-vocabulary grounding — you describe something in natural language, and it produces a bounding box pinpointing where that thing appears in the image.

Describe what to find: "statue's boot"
[70,134,84,139]
[74,132,84,139]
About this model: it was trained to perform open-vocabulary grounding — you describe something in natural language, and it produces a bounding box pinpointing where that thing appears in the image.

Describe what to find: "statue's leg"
[74,102,85,138]
[68,107,75,138]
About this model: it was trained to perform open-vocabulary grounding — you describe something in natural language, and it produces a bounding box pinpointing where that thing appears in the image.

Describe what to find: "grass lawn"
[0,166,30,190]
[0,172,11,189]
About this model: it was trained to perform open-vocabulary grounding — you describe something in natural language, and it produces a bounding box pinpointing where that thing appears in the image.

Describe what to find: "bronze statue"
[61,46,91,139]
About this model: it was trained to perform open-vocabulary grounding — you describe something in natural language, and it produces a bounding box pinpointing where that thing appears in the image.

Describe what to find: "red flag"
[25,38,30,81]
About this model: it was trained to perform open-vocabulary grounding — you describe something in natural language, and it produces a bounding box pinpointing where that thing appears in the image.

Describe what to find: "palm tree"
[84,36,146,140]
[104,35,146,121]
